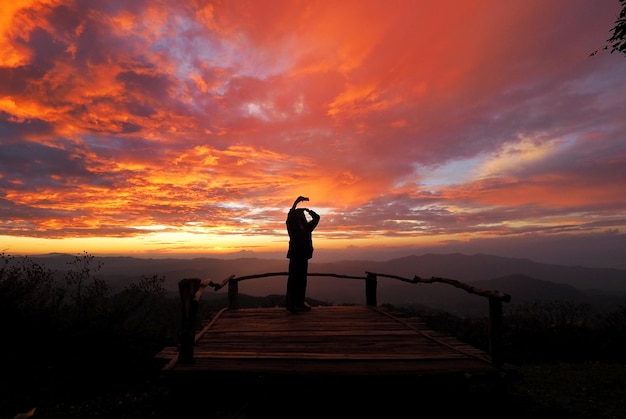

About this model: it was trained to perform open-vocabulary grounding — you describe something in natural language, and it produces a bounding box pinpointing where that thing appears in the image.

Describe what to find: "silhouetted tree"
[592,0,626,57]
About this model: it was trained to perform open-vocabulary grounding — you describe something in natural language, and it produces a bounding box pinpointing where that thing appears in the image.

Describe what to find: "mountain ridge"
[8,252,624,316]
[22,251,626,291]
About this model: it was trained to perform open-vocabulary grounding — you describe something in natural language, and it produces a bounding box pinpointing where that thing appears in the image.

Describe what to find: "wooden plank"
[160,305,507,378]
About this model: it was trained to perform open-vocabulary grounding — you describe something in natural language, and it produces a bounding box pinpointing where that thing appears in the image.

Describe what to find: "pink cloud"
[1,0,625,266]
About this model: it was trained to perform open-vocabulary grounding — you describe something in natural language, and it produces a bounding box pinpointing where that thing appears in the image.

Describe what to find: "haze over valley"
[23,252,626,317]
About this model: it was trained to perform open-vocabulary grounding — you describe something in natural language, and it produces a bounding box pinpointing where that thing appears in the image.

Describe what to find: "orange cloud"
[1,0,624,264]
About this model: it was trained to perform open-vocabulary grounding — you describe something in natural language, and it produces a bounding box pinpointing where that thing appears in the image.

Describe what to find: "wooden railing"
[177,271,511,366]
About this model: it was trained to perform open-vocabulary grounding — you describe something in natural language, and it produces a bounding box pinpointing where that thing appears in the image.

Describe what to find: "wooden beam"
[365,272,377,306]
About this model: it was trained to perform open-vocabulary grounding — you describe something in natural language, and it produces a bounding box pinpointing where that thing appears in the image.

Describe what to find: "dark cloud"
[0,113,52,139]
[0,0,624,266]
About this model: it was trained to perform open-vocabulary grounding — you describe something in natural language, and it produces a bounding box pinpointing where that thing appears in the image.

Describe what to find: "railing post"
[488,296,503,366]
[178,278,201,364]
[365,273,377,306]
[228,279,239,310]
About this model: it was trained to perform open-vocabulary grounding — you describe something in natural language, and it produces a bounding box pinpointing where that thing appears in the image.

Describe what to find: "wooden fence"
[177,271,511,366]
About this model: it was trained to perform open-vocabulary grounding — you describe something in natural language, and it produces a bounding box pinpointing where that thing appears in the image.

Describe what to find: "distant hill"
[22,252,626,315]
[472,274,589,302]
[312,253,626,293]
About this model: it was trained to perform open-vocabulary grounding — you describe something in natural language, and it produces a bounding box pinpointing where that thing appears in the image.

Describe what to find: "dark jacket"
[286,209,320,259]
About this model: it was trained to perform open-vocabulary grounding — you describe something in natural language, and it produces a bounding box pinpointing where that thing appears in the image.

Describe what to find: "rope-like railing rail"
[206,271,366,291]
[179,269,512,366]
[365,271,511,302]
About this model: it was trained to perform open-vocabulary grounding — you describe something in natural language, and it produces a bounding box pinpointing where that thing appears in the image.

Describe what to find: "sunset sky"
[1,0,625,267]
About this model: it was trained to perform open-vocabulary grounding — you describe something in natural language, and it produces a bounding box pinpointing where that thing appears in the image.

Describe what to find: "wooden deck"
[157,304,516,381]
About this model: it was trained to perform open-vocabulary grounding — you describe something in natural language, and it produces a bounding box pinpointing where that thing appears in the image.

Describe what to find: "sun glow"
[0,1,624,266]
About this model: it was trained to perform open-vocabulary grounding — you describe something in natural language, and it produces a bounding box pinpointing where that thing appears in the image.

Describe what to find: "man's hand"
[292,196,309,209]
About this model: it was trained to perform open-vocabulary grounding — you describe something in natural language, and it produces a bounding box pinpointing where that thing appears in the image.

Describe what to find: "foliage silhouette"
[592,0,626,57]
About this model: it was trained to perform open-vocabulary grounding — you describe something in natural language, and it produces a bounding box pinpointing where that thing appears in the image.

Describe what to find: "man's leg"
[293,259,309,310]
[286,259,299,313]
[299,260,308,307]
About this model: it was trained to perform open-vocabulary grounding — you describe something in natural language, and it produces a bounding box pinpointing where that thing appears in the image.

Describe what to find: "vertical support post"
[488,296,503,367]
[365,273,377,306]
[178,278,201,364]
[228,279,239,310]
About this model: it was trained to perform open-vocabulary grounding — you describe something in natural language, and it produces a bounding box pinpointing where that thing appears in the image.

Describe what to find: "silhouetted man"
[285,195,320,314]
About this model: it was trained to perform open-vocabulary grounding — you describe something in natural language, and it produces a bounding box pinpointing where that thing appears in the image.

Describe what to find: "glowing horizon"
[1,1,626,263]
